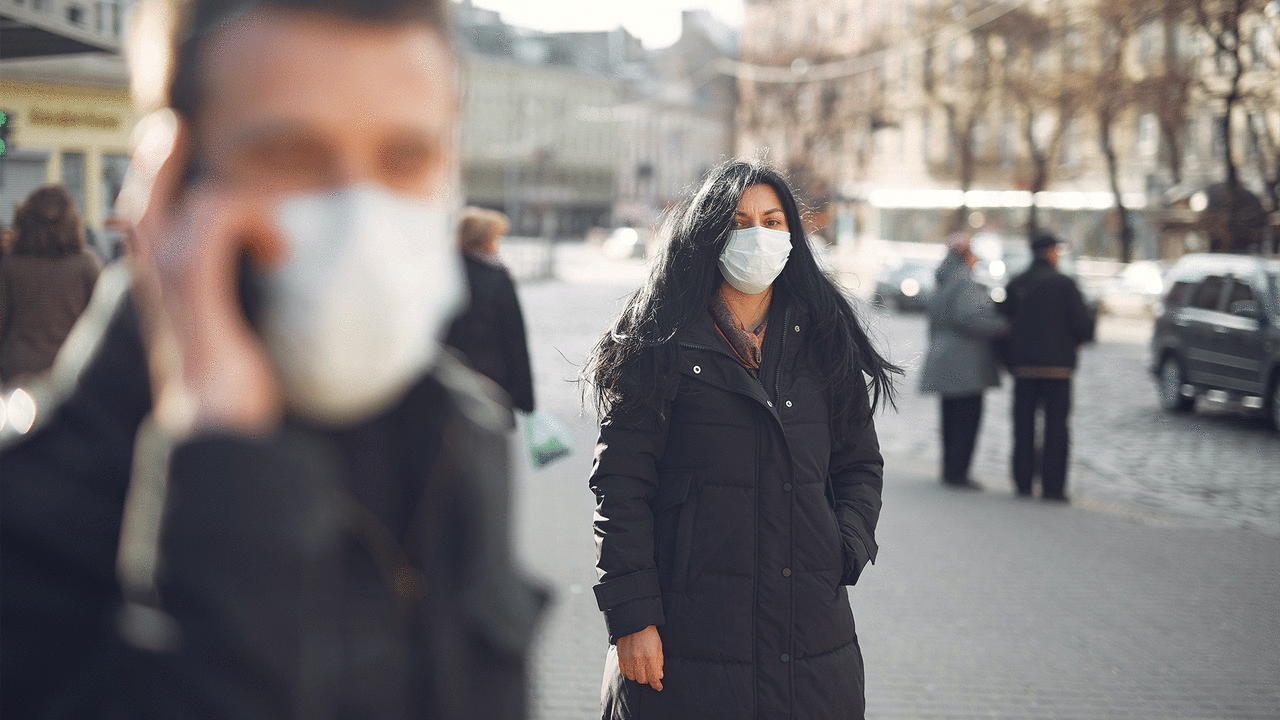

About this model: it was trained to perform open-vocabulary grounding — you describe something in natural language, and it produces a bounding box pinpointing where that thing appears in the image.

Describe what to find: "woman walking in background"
[445,206,535,415]
[585,160,899,719]
[918,233,1008,489]
[0,186,101,386]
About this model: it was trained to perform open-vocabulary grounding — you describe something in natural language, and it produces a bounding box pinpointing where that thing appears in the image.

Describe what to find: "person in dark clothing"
[919,233,1008,489]
[1,185,101,386]
[1000,231,1095,501]
[446,207,535,414]
[0,1,545,718]
[584,161,900,719]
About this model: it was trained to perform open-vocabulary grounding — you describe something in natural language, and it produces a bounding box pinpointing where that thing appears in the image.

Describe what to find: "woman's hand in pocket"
[616,625,664,691]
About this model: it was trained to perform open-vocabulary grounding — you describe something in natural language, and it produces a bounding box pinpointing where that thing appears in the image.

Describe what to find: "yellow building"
[1,77,137,233]
[1,0,134,238]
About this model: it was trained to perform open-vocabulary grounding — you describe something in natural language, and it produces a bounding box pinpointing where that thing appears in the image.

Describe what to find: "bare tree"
[1190,0,1270,251]
[1244,2,1280,252]
[998,1,1084,238]
[1092,0,1146,261]
[737,37,891,214]
[919,1,1002,232]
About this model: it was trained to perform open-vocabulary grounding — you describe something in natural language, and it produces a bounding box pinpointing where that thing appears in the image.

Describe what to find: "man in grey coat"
[919,234,1009,489]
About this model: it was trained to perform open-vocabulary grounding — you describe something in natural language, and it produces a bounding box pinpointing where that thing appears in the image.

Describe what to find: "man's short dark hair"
[154,0,449,120]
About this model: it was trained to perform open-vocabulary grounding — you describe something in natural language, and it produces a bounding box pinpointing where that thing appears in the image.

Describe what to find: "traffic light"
[0,110,12,156]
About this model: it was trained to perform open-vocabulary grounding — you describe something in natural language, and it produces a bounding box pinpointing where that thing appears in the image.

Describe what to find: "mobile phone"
[183,150,265,332]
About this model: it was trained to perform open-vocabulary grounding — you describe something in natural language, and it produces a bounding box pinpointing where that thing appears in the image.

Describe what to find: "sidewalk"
[511,266,1280,720]
[854,461,1280,720]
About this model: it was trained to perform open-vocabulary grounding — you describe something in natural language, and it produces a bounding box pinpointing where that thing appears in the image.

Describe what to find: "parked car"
[1149,253,1280,431]
[1099,260,1167,317]
[873,256,939,311]
[602,227,647,259]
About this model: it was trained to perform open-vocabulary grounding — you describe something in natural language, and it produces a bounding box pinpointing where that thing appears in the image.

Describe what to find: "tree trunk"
[951,114,979,233]
[1100,112,1134,262]
[1160,3,1184,186]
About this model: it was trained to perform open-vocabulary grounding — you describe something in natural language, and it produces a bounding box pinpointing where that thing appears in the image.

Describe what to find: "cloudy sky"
[468,0,744,48]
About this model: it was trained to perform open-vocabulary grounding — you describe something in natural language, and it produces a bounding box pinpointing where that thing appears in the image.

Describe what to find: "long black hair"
[584,159,900,434]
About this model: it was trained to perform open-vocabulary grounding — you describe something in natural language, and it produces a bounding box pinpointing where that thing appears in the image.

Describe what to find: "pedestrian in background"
[1001,230,1094,501]
[0,185,101,386]
[919,232,1008,489]
[0,0,546,717]
[446,206,536,415]
[586,160,898,719]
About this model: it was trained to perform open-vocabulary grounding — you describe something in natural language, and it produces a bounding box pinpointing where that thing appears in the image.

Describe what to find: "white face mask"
[260,183,466,426]
[718,225,793,295]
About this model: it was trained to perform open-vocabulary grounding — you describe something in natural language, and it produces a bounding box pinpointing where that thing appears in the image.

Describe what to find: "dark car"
[873,257,939,312]
[1150,253,1280,431]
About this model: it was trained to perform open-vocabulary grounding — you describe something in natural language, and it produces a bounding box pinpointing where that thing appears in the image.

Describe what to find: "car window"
[1164,280,1196,309]
[1226,279,1256,306]
[1191,276,1228,311]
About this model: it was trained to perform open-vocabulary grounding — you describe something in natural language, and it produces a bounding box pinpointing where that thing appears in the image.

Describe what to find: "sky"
[468,0,745,49]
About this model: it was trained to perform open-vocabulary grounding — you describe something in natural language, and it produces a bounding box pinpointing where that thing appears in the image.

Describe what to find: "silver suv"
[1150,253,1280,431]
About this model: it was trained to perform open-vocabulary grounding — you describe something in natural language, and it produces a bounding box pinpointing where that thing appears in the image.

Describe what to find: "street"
[507,244,1280,720]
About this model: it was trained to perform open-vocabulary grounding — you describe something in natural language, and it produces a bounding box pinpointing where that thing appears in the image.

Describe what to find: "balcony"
[0,0,124,58]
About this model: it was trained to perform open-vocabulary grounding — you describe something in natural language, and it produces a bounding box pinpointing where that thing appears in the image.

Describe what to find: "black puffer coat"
[590,295,883,720]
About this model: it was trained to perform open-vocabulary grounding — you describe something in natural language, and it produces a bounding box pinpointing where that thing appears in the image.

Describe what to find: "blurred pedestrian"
[585,160,899,719]
[446,207,535,414]
[0,0,545,718]
[0,185,101,386]
[919,233,1008,489]
[1000,231,1094,501]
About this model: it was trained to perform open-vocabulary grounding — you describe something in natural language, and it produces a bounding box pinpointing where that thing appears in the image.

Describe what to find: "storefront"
[1,78,136,240]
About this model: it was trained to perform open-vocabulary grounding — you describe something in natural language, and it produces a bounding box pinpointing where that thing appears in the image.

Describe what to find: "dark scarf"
[708,290,767,376]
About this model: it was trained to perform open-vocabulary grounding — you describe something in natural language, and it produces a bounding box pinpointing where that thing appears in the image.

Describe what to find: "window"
[1226,278,1256,306]
[101,152,130,219]
[1164,280,1196,309]
[1192,276,1228,311]
[61,151,86,215]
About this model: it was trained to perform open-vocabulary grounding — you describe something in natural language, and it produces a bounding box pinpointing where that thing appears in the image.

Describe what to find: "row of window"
[1167,274,1275,313]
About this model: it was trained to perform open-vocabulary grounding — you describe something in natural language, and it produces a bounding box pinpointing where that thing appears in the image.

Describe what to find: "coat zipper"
[677,305,792,416]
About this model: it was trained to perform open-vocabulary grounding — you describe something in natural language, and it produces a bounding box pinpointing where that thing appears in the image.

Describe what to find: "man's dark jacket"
[590,295,883,719]
[1000,257,1095,371]
[445,255,535,413]
[1,283,546,719]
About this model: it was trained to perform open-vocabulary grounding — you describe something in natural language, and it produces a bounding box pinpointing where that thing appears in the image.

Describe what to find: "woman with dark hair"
[586,160,899,719]
[0,185,101,385]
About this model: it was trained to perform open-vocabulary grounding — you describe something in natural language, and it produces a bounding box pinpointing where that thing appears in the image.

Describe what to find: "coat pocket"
[652,469,696,595]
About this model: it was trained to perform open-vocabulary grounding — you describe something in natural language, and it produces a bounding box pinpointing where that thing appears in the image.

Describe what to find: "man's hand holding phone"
[124,111,285,437]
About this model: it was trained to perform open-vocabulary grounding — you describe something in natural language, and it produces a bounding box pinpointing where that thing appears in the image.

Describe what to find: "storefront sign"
[28,108,121,130]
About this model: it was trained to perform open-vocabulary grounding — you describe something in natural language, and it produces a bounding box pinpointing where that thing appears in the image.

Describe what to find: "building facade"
[454,1,738,238]
[1,0,135,240]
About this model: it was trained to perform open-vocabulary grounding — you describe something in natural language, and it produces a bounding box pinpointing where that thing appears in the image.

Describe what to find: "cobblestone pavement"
[508,248,1280,719]
[869,306,1280,536]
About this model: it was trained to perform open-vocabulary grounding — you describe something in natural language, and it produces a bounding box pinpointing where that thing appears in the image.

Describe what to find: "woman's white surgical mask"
[718,225,793,295]
[260,183,466,426]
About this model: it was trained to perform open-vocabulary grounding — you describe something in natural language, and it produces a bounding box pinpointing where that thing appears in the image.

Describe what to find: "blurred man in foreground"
[0,0,545,717]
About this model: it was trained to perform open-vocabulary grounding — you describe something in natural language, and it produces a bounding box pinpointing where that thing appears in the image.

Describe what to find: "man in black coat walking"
[1000,231,1095,501]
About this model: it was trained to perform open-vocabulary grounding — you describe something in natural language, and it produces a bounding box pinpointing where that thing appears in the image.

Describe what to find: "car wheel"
[1158,356,1195,412]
